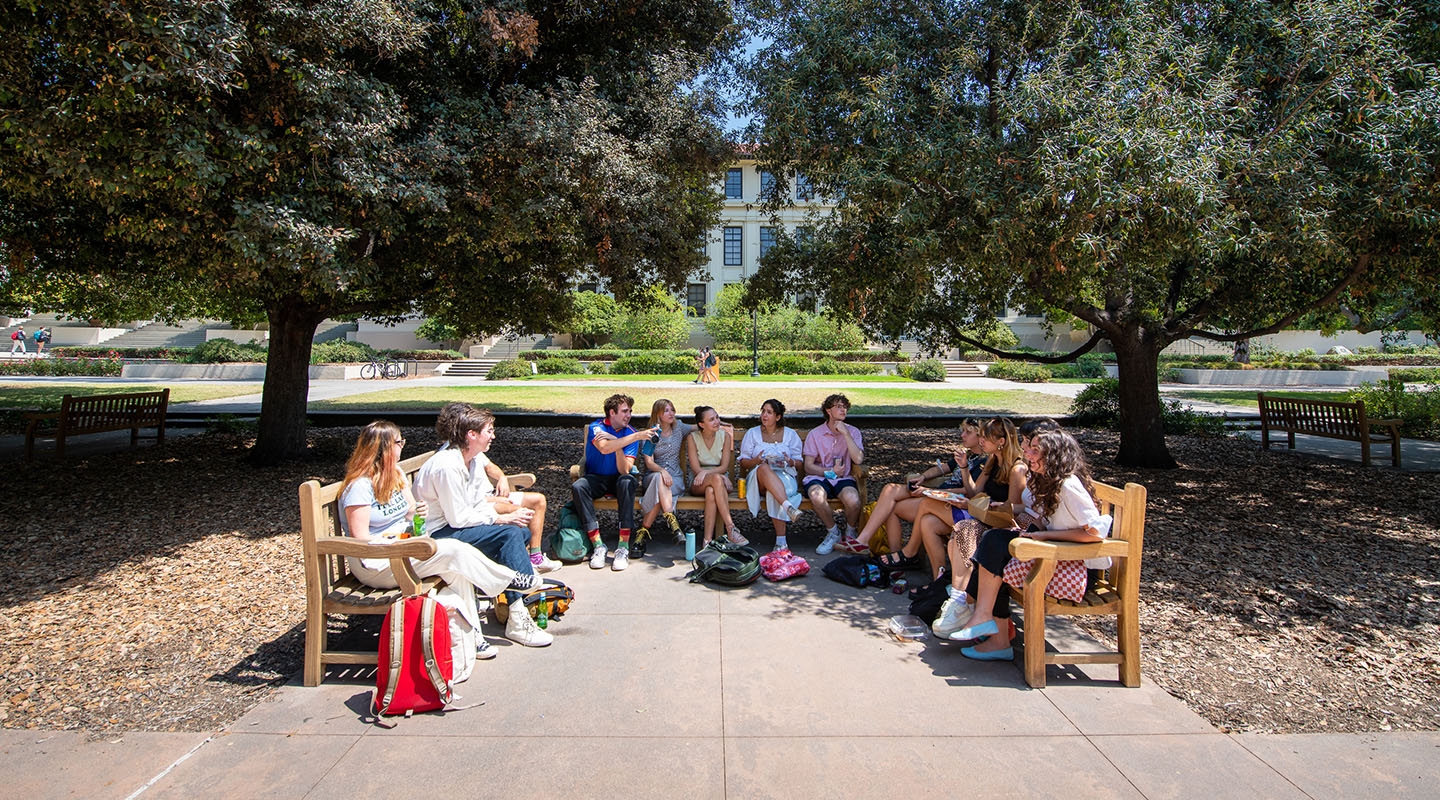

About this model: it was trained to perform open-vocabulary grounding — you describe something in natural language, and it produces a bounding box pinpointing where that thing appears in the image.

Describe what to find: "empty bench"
[24,389,169,461]
[1257,392,1402,467]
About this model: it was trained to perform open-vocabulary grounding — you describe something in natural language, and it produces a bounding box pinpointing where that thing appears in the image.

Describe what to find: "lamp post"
[751,309,761,377]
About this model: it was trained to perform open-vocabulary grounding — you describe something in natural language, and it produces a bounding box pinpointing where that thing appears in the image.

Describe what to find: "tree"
[705,281,867,349]
[0,0,732,462]
[613,284,692,349]
[562,291,623,349]
[739,0,1440,467]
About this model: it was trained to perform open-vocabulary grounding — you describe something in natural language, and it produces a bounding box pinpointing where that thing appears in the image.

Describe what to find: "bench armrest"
[1368,418,1402,427]
[315,538,439,560]
[1009,538,1131,561]
[23,411,61,423]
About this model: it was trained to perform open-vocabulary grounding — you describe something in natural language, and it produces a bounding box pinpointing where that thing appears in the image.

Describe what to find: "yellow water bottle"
[737,478,747,499]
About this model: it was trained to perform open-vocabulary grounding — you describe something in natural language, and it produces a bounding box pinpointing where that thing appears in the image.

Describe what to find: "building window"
[759,171,776,199]
[725,168,743,199]
[759,227,777,259]
[795,173,813,201]
[686,283,708,317]
[723,227,742,266]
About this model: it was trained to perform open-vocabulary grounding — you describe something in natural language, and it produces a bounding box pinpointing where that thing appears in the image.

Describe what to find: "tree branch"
[1185,255,1372,342]
[936,315,1107,363]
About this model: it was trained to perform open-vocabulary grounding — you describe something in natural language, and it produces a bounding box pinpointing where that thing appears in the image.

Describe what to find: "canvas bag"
[374,594,454,717]
[552,501,591,562]
[821,554,891,588]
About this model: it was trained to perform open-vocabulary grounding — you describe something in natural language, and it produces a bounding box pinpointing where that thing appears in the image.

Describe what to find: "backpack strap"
[377,597,407,714]
[419,596,453,705]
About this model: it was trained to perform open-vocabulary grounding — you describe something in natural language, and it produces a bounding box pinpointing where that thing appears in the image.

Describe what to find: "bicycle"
[361,357,401,380]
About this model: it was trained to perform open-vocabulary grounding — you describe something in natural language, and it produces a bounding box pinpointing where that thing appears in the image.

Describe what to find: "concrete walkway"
[6,553,1439,799]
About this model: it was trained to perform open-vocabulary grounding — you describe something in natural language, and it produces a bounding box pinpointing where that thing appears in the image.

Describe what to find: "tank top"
[690,429,729,468]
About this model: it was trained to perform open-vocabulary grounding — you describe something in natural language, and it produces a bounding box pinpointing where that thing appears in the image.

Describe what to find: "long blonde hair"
[340,420,406,505]
[981,417,1024,485]
[650,398,675,431]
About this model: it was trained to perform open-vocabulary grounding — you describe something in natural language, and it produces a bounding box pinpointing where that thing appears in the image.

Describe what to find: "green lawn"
[517,373,910,383]
[310,385,1072,416]
[0,382,262,410]
[1165,389,1353,408]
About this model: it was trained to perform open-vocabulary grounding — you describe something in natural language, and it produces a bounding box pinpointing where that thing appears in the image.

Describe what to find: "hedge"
[0,357,124,377]
[986,361,1051,382]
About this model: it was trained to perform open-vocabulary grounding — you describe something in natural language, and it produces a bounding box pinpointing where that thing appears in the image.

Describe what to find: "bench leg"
[304,606,327,687]
[1361,437,1371,467]
[1118,600,1141,688]
[1260,426,1270,450]
[1391,433,1402,469]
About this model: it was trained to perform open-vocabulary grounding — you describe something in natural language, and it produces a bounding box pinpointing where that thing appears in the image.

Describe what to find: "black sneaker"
[630,527,650,558]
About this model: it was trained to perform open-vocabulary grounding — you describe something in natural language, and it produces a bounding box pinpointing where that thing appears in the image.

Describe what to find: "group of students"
[568,392,871,571]
[335,396,1112,667]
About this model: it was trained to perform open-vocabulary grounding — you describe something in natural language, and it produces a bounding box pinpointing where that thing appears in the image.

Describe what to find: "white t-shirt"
[339,476,411,538]
[1021,474,1114,569]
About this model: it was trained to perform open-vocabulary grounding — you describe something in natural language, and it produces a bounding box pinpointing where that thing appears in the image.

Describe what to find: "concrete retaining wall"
[1174,367,1392,386]
[121,364,365,380]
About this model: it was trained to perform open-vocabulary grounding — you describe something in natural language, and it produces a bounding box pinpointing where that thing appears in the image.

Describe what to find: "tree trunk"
[1111,328,1178,469]
[248,297,327,465]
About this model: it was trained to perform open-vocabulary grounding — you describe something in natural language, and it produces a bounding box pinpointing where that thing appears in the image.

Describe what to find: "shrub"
[1162,401,1229,436]
[1390,367,1440,382]
[186,339,268,363]
[586,360,611,375]
[381,348,464,360]
[50,346,185,360]
[486,359,532,380]
[758,352,816,375]
[0,357,123,377]
[310,340,376,364]
[1349,378,1440,438]
[910,358,947,382]
[610,353,695,374]
[535,356,584,374]
[613,285,691,350]
[986,360,1051,382]
[834,360,882,375]
[1069,378,1122,426]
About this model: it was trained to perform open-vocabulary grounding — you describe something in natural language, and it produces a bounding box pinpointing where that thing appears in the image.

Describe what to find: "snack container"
[888,615,930,641]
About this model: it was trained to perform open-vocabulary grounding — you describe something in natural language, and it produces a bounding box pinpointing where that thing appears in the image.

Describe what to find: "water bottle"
[407,515,424,539]
[737,478,747,499]
[536,602,548,629]
[685,530,697,560]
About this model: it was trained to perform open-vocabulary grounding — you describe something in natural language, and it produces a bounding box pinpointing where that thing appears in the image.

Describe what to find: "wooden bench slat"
[1258,392,1401,467]
[26,389,169,460]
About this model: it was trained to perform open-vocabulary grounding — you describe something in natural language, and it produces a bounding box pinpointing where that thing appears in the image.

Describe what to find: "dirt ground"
[1,425,1436,734]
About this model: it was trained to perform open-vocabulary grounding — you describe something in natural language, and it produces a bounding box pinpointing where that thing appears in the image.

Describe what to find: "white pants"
[347,537,516,633]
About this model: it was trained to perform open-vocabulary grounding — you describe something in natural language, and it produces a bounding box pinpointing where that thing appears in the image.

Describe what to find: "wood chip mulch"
[1,425,1436,734]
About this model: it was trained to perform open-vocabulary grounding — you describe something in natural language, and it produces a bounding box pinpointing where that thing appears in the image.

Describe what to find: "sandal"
[877,551,923,571]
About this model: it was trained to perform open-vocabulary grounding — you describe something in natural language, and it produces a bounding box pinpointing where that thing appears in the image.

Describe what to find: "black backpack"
[821,554,891,588]
[908,576,952,624]
[687,540,761,586]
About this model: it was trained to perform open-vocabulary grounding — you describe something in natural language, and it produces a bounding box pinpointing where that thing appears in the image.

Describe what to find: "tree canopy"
[0,0,733,461]
[739,0,1440,466]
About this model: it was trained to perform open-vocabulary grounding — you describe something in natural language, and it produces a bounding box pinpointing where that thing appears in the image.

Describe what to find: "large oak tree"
[739,0,1440,467]
[0,0,732,462]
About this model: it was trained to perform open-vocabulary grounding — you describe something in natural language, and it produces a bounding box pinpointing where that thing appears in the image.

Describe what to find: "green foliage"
[380,348,464,361]
[186,339,268,364]
[0,357,122,377]
[909,358,947,382]
[705,283,867,349]
[1390,367,1440,382]
[535,357,585,375]
[414,318,461,346]
[1048,353,1107,379]
[610,353,696,374]
[1349,379,1440,439]
[51,346,186,360]
[0,0,734,460]
[986,361,1052,383]
[741,0,1440,466]
[613,285,692,350]
[563,292,623,349]
[486,359,532,380]
[310,340,377,364]
[1070,379,1227,436]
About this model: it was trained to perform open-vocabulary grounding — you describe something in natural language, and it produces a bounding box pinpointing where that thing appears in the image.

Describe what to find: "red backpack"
[374,594,454,718]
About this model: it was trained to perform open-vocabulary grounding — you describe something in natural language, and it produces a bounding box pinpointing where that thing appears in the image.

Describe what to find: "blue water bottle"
[685,530,697,560]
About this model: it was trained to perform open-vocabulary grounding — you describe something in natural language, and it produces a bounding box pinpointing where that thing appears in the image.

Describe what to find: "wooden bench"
[569,427,868,540]
[298,449,534,686]
[1257,392,1402,467]
[24,389,169,461]
[1006,480,1147,689]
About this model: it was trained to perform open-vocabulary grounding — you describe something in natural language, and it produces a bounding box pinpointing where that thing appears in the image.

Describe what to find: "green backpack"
[552,501,591,563]
[686,539,762,587]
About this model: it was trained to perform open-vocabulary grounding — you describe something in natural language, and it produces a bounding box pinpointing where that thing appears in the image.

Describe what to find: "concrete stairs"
[437,359,507,378]
[943,361,988,379]
[470,334,553,359]
[314,320,358,344]
[99,320,228,349]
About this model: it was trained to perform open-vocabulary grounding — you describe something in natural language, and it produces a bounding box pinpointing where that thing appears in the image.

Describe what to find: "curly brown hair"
[1026,429,1096,519]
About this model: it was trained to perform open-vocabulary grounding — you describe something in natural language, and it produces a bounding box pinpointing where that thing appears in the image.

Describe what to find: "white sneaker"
[932,592,975,639]
[816,527,842,555]
[531,552,562,573]
[476,638,498,660]
[589,544,608,570]
[505,607,554,647]
[612,547,629,571]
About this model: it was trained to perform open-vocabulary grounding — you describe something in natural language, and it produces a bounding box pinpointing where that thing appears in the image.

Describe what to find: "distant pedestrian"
[703,348,720,384]
[34,327,50,355]
[9,326,27,355]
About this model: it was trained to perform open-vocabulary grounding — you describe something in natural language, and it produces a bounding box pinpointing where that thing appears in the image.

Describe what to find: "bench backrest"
[1257,393,1369,438]
[1092,480,1147,596]
[57,389,169,434]
[300,450,435,598]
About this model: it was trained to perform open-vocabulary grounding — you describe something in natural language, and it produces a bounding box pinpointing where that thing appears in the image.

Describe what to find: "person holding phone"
[806,394,866,554]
